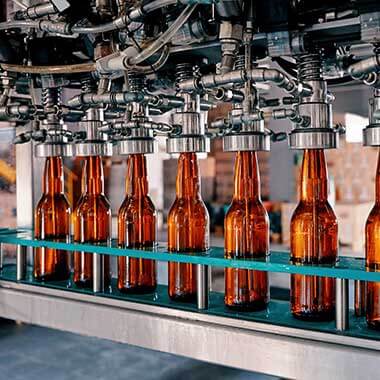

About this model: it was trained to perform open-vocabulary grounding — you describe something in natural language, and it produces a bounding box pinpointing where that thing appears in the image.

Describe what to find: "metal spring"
[233,54,245,71]
[127,71,145,92]
[175,63,194,88]
[297,53,323,81]
[81,77,97,94]
[42,87,61,112]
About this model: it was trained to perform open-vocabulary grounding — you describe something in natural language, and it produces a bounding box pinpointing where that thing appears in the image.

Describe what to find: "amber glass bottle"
[73,156,111,288]
[34,157,71,281]
[118,154,157,293]
[224,151,269,310]
[290,149,338,321]
[365,149,380,329]
[168,153,209,301]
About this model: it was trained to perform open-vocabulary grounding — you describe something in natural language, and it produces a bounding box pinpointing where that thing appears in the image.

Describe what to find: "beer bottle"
[290,149,338,320]
[225,151,269,310]
[168,153,209,301]
[118,154,157,293]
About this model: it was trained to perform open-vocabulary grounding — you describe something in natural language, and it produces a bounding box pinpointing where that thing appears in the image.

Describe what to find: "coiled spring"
[297,53,323,81]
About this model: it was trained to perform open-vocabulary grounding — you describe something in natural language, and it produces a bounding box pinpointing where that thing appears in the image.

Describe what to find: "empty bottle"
[118,154,157,293]
[34,157,71,281]
[366,149,380,329]
[290,149,338,321]
[168,153,209,301]
[73,156,111,288]
[224,151,269,310]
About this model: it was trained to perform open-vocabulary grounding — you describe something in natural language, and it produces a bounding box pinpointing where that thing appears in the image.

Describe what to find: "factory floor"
[0,320,277,380]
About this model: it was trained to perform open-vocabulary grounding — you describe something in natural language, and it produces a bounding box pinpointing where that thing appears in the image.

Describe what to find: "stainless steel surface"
[117,138,155,155]
[34,142,74,157]
[196,264,209,310]
[75,141,113,157]
[363,125,380,146]
[223,133,270,152]
[166,135,210,153]
[336,278,350,331]
[0,281,379,380]
[288,129,339,149]
[16,245,27,280]
[92,253,105,293]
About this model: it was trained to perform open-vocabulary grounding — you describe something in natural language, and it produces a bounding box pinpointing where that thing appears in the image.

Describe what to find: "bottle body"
[73,156,111,288]
[34,157,71,281]
[168,153,209,301]
[366,150,380,329]
[224,151,269,310]
[290,149,338,321]
[118,154,157,293]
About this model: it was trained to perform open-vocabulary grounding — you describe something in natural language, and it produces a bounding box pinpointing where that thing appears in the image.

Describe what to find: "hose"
[0,62,96,74]
[124,45,170,73]
[0,20,39,30]
[128,4,197,65]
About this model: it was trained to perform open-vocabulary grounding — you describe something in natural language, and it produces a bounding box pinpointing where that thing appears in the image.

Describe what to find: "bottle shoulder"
[118,195,156,218]
[74,193,111,214]
[35,193,70,212]
[291,201,338,229]
[366,204,380,226]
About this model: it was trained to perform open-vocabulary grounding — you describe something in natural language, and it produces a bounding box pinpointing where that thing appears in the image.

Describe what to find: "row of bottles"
[33,148,380,329]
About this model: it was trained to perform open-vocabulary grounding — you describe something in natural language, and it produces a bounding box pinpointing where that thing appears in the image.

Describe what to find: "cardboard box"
[335,202,372,255]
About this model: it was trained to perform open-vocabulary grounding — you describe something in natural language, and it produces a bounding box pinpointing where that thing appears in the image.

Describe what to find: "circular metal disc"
[35,143,74,158]
[117,138,155,155]
[166,136,210,153]
[288,129,338,149]
[75,142,113,157]
[223,133,270,152]
[363,125,380,147]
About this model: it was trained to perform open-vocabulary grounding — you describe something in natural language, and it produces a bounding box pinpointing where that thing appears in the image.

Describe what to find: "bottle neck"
[126,154,149,197]
[175,153,201,199]
[43,157,64,195]
[232,151,261,201]
[82,156,104,195]
[299,149,328,202]
[376,148,380,204]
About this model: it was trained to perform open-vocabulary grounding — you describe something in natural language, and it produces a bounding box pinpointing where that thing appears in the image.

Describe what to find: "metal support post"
[16,245,27,280]
[336,278,349,331]
[93,253,105,293]
[197,264,209,310]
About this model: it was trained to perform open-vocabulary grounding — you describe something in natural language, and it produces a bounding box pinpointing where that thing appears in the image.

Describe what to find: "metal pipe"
[335,278,349,331]
[180,67,299,97]
[196,264,209,310]
[67,92,154,108]
[0,63,96,74]
[16,2,58,20]
[16,244,27,281]
[348,54,380,80]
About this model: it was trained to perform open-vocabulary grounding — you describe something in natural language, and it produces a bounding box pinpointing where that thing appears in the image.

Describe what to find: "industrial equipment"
[1,1,380,379]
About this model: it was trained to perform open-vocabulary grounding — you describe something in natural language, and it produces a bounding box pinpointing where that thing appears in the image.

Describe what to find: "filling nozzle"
[363,88,380,147]
[166,63,210,154]
[116,72,157,155]
[35,76,75,158]
[287,53,339,150]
